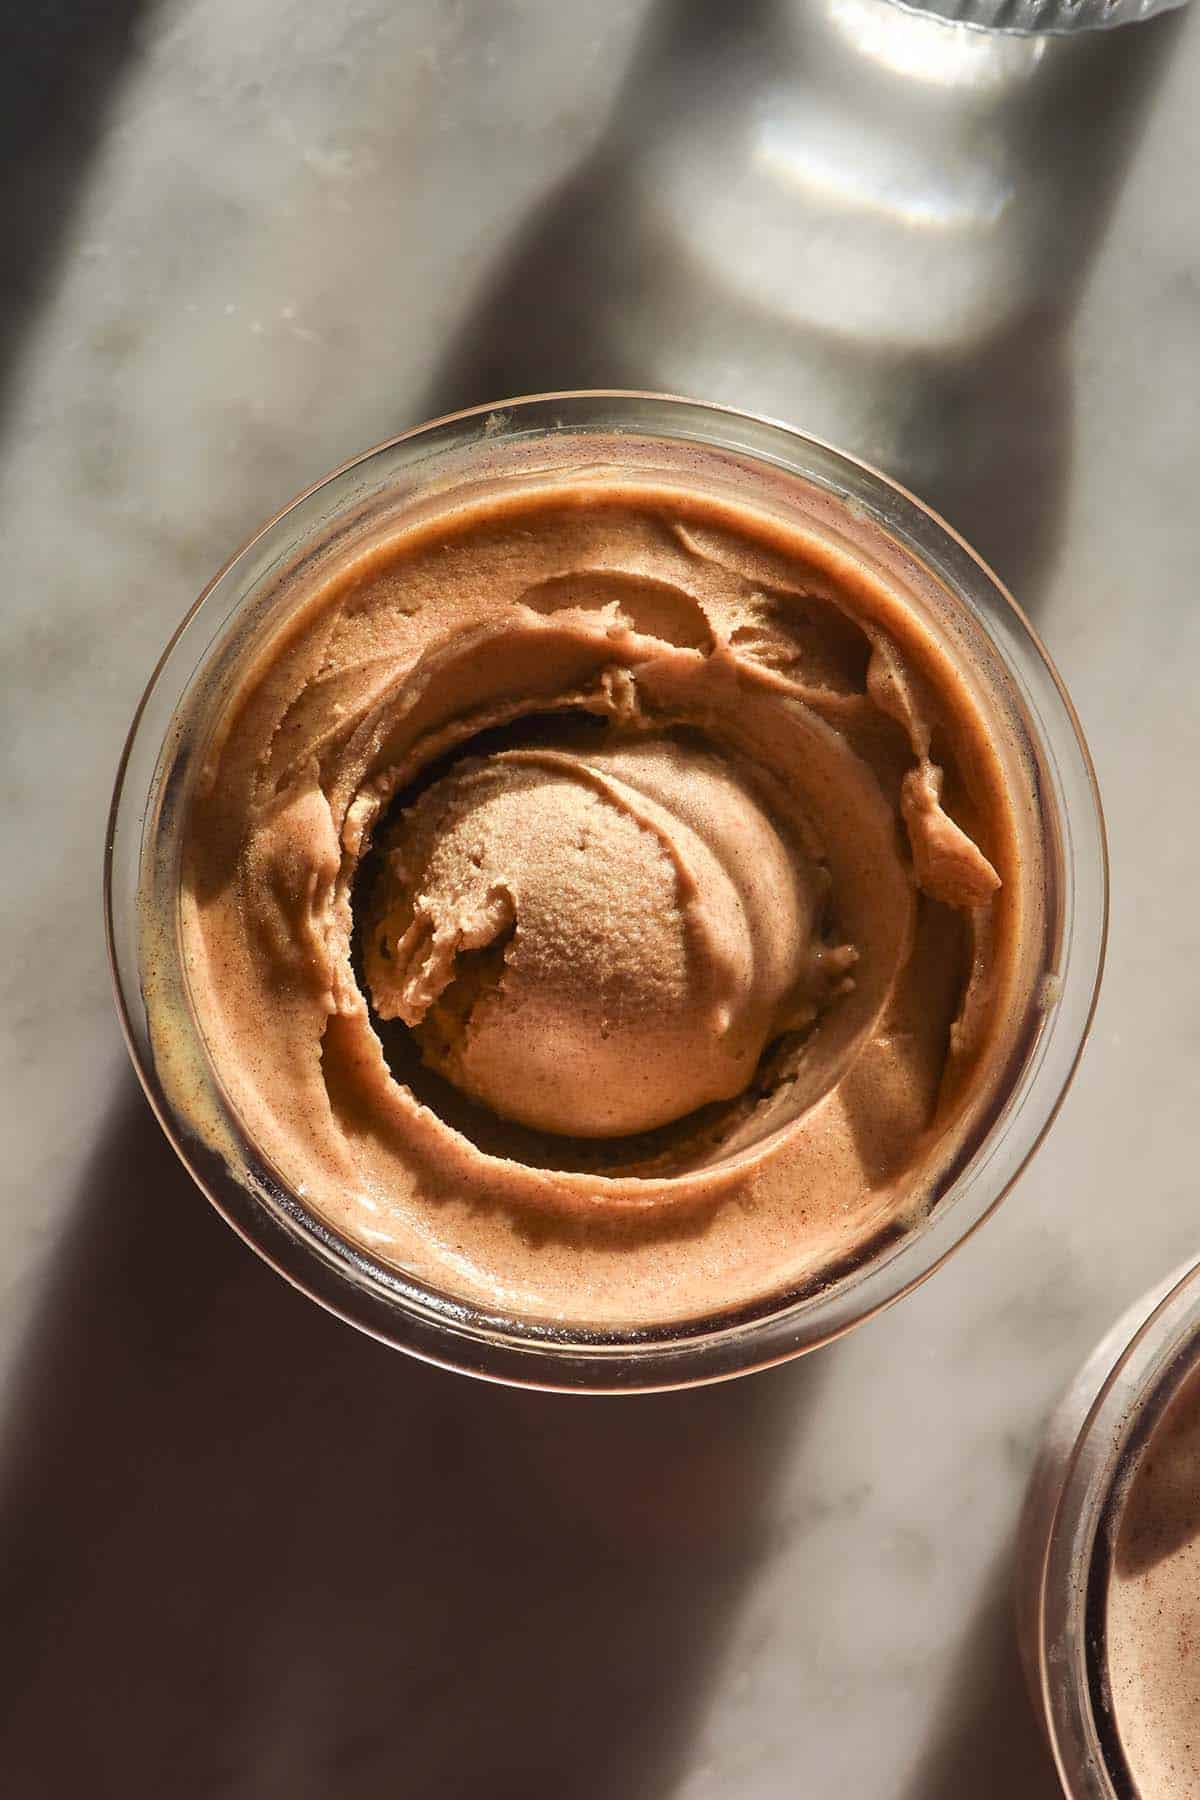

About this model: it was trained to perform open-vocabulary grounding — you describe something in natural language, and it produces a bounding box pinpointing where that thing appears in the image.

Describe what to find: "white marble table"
[2,2,1197,1793]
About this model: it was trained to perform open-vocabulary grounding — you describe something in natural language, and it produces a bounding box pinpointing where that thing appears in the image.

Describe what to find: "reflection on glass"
[431,0,1178,604]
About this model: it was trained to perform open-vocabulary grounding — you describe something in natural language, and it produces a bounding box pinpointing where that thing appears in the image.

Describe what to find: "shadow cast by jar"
[0,1082,826,1798]
[900,1543,1063,1800]
[0,3,151,436]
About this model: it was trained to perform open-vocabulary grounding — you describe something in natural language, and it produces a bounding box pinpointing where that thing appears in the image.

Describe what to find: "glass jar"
[1017,1260,1200,1797]
[105,391,1106,1390]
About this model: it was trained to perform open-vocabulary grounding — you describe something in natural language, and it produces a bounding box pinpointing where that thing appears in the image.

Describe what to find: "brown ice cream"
[1108,1361,1200,1797]
[158,477,1039,1329]
[363,735,833,1137]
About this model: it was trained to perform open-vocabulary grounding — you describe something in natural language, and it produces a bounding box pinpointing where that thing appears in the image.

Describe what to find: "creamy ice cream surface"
[156,478,1040,1329]
[1108,1361,1200,1798]
[363,735,832,1137]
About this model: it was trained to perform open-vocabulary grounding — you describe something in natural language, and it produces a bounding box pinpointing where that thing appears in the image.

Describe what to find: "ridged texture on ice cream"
[164,484,1035,1329]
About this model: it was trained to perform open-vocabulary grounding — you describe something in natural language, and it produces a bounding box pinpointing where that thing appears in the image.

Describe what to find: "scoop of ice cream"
[362,733,823,1137]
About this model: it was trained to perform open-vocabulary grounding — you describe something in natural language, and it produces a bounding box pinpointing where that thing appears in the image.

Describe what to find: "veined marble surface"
[1,2,1197,1794]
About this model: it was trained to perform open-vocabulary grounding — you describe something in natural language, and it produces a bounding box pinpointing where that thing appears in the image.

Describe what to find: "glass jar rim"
[104,389,1108,1391]
[1032,1256,1200,1797]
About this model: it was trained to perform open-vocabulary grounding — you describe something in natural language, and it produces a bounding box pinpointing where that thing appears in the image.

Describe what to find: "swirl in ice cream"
[165,481,1035,1328]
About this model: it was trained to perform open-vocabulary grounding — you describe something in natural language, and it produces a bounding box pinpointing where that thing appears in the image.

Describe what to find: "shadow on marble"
[0,1,150,434]
[901,1543,1061,1800]
[0,1080,826,1798]
[426,0,1179,613]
